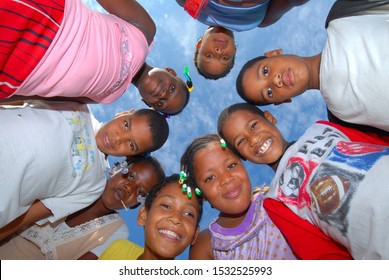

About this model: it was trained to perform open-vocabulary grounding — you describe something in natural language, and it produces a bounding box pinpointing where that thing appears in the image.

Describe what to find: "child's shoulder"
[189,229,213,260]
[99,239,143,260]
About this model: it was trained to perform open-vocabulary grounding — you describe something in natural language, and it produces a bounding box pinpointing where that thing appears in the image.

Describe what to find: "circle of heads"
[179,170,201,198]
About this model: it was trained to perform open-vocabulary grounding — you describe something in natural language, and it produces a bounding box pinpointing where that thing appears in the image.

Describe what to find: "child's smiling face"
[95,113,154,157]
[193,141,252,216]
[138,181,200,260]
[221,110,287,166]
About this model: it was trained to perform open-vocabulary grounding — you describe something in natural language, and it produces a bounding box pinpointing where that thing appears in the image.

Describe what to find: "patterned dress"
[209,194,296,260]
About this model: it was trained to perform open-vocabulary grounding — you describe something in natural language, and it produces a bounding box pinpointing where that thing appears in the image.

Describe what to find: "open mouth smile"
[255,138,272,157]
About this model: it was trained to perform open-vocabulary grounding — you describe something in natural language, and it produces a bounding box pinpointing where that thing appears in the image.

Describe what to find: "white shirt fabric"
[265,122,389,259]
[320,13,389,132]
[0,101,107,227]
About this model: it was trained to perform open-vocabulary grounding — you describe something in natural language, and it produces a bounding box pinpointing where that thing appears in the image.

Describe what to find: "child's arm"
[259,0,309,27]
[189,229,214,260]
[96,0,156,45]
[0,200,52,243]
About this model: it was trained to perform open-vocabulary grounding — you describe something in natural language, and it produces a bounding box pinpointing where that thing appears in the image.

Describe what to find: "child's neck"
[268,140,294,172]
[217,203,251,228]
[132,62,153,88]
[305,53,322,90]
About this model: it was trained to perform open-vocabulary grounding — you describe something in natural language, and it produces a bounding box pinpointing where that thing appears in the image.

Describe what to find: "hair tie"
[184,66,194,92]
[110,159,134,175]
[178,170,201,198]
[220,138,227,148]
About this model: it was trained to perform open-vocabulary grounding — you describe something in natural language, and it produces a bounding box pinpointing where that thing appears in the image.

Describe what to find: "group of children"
[1,0,389,260]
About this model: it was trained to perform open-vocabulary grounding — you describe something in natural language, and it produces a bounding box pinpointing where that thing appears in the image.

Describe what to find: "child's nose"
[215,47,224,54]
[273,73,283,87]
[220,174,233,187]
[249,135,259,146]
[168,212,182,225]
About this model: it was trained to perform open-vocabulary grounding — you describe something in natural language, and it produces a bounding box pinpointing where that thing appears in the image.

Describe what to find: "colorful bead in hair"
[178,170,201,198]
[220,138,227,148]
[184,66,194,92]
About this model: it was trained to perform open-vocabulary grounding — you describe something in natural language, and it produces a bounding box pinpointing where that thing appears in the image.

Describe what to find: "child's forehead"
[196,141,237,161]
[230,109,263,121]
[157,182,200,207]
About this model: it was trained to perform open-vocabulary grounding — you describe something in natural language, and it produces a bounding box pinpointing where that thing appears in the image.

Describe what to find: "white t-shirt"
[0,101,107,227]
[266,122,389,259]
[320,13,389,131]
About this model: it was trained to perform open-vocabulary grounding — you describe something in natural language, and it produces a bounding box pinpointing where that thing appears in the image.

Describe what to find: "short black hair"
[144,174,203,225]
[217,103,265,157]
[194,51,236,80]
[236,56,268,105]
[134,109,169,153]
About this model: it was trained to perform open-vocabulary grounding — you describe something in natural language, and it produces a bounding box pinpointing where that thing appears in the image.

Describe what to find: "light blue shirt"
[197,0,270,32]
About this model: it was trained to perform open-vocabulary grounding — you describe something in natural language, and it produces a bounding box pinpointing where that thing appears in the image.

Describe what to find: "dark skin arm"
[0,200,51,243]
[97,0,156,46]
[189,229,214,260]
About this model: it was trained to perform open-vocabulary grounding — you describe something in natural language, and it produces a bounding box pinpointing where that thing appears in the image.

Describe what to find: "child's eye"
[124,120,129,129]
[169,85,175,94]
[227,162,237,170]
[157,99,165,107]
[137,189,147,198]
[206,53,213,58]
[184,211,195,218]
[161,203,171,209]
[267,88,273,98]
[237,138,245,147]
[128,142,135,151]
[205,175,215,183]
[127,172,134,180]
[222,56,230,61]
[250,122,257,131]
[263,66,269,76]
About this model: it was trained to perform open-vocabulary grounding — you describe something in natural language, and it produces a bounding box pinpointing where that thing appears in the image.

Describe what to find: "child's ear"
[274,99,292,106]
[264,110,278,125]
[190,226,201,246]
[115,109,135,119]
[196,39,202,50]
[137,206,148,226]
[264,49,283,57]
[165,67,177,76]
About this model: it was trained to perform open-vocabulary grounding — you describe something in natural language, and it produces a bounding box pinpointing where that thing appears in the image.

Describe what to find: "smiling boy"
[218,102,389,259]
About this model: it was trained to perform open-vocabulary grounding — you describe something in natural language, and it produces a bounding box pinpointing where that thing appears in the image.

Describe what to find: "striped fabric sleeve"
[0,0,65,98]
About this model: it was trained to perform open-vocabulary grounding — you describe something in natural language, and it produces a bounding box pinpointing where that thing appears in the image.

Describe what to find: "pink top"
[16,0,150,104]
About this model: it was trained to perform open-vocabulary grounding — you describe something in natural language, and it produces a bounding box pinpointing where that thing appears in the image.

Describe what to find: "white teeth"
[257,138,272,156]
[158,229,182,240]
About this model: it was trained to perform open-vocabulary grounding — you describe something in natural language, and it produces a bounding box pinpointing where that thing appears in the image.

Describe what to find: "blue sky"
[85,0,335,259]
